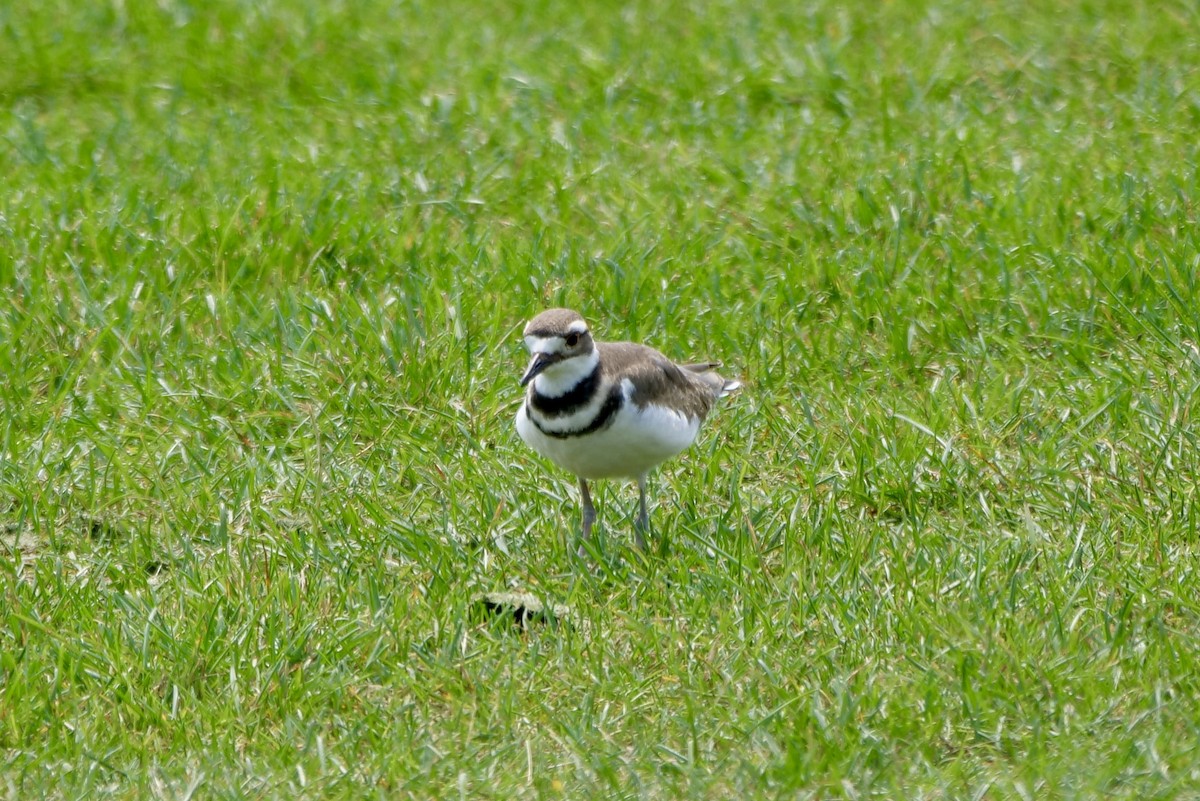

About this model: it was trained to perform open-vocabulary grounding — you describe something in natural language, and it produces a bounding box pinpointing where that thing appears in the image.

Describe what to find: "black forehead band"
[525,328,588,339]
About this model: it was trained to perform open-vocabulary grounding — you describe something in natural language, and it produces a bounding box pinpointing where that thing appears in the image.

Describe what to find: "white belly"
[516,396,701,480]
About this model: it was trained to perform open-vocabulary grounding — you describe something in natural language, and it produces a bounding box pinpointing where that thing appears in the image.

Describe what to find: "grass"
[2,0,1200,797]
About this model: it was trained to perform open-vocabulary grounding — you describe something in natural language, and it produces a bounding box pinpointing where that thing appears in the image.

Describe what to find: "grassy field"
[2,0,1200,797]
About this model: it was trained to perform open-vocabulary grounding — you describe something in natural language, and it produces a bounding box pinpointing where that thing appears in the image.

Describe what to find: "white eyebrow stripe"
[566,320,589,334]
[525,335,563,354]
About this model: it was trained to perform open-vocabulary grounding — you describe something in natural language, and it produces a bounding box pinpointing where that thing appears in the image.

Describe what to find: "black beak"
[520,352,560,386]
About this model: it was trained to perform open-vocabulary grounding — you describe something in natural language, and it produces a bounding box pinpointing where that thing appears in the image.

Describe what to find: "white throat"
[533,349,600,397]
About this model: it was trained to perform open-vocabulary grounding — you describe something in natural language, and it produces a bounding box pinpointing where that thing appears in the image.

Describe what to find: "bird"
[515,308,740,556]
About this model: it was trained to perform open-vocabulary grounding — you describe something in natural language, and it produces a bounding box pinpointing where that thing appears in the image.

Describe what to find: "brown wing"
[599,342,727,421]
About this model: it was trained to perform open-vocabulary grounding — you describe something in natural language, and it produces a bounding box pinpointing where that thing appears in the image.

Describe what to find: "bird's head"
[520,308,596,388]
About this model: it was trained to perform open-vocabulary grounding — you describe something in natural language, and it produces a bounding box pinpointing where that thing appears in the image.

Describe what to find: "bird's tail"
[683,362,742,398]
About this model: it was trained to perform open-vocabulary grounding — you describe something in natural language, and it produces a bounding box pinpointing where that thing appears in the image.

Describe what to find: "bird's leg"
[634,475,650,551]
[577,477,597,558]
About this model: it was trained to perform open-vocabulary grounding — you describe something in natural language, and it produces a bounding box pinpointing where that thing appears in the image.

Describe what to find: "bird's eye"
[565,333,579,347]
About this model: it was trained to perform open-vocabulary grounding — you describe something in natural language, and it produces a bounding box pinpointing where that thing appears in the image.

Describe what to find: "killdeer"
[515,308,740,556]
